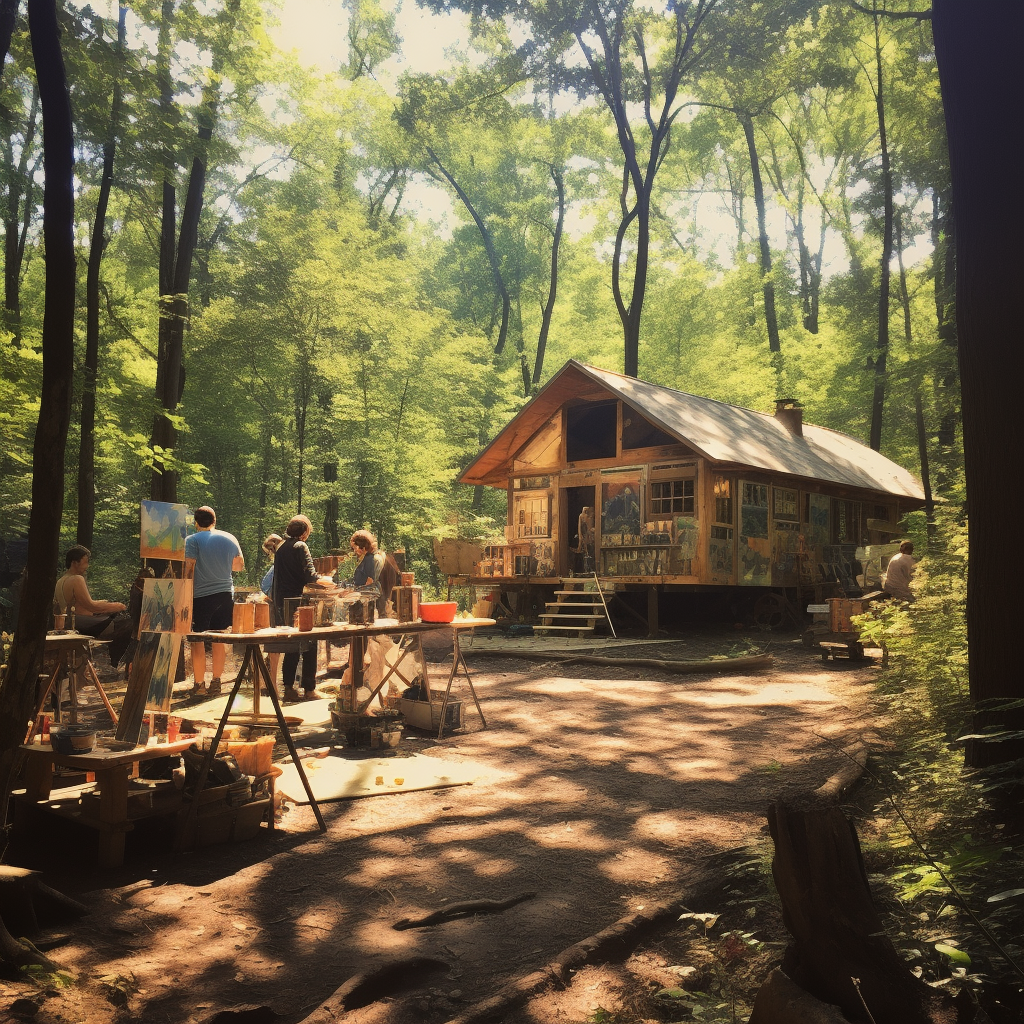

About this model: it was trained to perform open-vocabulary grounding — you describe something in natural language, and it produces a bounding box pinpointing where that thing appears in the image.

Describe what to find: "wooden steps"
[535,576,615,637]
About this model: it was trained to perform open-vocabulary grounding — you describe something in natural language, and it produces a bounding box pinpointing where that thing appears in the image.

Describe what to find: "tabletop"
[187,617,495,645]
[20,736,195,770]
[45,632,109,647]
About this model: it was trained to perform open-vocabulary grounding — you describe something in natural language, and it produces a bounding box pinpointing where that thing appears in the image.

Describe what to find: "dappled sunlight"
[597,846,674,885]
[524,818,618,852]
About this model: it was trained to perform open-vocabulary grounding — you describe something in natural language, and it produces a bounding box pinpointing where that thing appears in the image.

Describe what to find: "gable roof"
[459,360,925,502]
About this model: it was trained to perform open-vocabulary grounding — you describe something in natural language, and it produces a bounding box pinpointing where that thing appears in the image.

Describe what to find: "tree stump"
[751,799,963,1024]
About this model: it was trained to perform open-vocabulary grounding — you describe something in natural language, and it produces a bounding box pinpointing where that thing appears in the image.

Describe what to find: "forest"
[0,0,960,600]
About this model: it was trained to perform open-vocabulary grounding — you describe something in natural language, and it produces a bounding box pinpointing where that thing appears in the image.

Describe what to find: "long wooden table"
[16,737,195,868]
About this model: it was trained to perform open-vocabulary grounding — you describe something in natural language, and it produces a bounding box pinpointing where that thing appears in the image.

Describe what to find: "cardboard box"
[398,696,463,733]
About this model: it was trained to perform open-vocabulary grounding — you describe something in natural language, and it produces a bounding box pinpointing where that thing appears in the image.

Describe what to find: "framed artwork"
[601,477,641,539]
[140,501,192,560]
[138,578,193,636]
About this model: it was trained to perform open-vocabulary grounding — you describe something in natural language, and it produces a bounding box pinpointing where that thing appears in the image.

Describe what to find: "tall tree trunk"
[4,86,39,343]
[0,0,75,893]
[77,4,126,546]
[532,168,563,387]
[740,113,781,355]
[868,7,893,453]
[426,145,511,357]
[914,393,936,546]
[150,0,241,502]
[931,190,960,491]
[934,0,1024,766]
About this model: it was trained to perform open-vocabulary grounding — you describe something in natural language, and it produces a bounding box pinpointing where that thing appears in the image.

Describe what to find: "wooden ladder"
[536,575,617,638]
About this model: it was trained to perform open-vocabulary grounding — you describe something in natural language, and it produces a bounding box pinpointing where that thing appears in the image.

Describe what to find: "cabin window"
[713,476,733,525]
[650,479,694,515]
[773,486,799,522]
[566,402,617,462]
[622,409,676,450]
[831,499,862,544]
[514,493,549,538]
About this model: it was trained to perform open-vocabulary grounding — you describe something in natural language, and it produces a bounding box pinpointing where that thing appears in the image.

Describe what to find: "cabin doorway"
[562,485,596,576]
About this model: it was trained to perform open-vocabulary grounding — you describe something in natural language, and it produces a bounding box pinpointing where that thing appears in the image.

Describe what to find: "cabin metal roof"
[459,360,926,502]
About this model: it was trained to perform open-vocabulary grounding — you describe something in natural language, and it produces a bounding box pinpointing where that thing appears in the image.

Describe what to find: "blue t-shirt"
[185,529,242,599]
[261,566,274,595]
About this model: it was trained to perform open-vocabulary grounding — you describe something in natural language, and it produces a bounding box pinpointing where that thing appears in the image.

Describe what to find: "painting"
[140,500,192,561]
[708,526,734,583]
[130,632,182,714]
[138,578,193,636]
[601,477,641,540]
[807,493,830,552]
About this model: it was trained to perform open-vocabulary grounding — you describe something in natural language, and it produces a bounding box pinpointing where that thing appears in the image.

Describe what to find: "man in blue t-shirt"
[185,505,244,697]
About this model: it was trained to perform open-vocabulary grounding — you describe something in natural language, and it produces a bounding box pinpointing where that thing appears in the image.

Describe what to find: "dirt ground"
[2,626,884,1023]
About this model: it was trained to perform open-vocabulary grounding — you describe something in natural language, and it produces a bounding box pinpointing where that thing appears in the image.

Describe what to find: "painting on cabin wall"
[807,493,830,553]
[140,500,192,560]
[138,578,193,636]
[772,521,801,586]
[674,516,699,574]
[708,526,734,581]
[601,478,641,540]
[739,482,771,586]
[129,631,181,714]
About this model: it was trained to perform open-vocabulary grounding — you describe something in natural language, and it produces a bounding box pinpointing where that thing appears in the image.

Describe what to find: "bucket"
[50,725,96,755]
[296,605,315,632]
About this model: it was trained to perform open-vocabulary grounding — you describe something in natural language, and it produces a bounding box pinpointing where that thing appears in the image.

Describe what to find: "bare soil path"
[2,628,883,1023]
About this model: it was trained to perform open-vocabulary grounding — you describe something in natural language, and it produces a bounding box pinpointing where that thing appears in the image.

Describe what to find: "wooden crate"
[828,598,866,633]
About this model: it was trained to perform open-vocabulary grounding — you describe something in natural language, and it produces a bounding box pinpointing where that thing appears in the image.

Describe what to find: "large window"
[650,479,695,515]
[566,401,617,462]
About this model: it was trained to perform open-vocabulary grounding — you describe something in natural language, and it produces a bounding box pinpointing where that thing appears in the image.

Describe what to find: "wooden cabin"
[458,361,926,623]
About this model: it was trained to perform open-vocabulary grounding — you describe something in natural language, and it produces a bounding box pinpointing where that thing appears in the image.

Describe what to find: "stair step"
[545,601,605,611]
[553,591,608,599]
[535,624,596,633]
[539,614,599,622]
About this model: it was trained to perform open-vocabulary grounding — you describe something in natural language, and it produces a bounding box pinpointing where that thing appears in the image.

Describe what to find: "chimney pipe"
[775,398,803,437]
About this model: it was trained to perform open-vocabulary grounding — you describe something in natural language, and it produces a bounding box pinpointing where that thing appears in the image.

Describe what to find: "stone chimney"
[774,398,803,437]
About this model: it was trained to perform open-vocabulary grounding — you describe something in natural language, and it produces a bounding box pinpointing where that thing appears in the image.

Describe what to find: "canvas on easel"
[116,631,182,741]
[138,578,193,636]
[140,500,192,561]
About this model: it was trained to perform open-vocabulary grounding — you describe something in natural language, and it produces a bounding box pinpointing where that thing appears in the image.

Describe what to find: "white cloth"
[883,552,915,601]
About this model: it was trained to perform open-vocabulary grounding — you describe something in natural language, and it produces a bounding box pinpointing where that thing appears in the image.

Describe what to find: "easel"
[435,620,488,740]
[29,635,118,741]
[175,632,327,848]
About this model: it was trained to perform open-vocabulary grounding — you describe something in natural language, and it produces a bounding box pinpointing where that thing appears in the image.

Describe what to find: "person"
[575,506,594,573]
[882,540,916,603]
[272,515,332,701]
[184,506,244,697]
[53,545,133,667]
[348,529,400,615]
[259,533,283,692]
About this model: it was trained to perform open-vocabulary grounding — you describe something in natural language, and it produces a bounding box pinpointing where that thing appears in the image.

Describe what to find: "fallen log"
[463,650,773,675]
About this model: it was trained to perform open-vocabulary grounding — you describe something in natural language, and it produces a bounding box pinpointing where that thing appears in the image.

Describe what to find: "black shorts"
[191,591,234,632]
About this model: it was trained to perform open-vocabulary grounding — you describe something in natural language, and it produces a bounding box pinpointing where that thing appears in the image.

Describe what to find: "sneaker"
[208,678,223,698]
[302,690,320,701]
[284,686,301,703]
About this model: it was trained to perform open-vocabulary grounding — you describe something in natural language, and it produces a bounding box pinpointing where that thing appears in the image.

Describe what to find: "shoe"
[284,686,301,703]
[302,690,319,701]
[208,678,223,698]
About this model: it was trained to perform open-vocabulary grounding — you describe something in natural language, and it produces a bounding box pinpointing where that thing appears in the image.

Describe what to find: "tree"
[933,0,1024,766]
[0,0,75,964]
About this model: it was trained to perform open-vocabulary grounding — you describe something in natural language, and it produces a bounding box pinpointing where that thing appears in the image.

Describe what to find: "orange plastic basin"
[419,601,458,623]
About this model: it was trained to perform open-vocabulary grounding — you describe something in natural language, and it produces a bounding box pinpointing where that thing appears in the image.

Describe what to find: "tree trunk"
[0,0,75,893]
[914,393,936,546]
[150,0,241,502]
[77,4,126,547]
[934,0,1024,766]
[4,85,39,343]
[536,167,569,387]
[869,7,893,453]
[426,145,510,357]
[740,113,781,355]
[756,801,961,1024]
